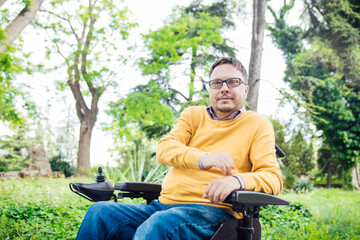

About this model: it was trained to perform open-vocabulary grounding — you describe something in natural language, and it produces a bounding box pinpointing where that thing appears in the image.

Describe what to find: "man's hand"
[202,176,241,204]
[202,152,235,175]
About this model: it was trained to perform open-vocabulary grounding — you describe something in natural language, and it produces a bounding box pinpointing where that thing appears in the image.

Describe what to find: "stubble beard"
[215,103,236,117]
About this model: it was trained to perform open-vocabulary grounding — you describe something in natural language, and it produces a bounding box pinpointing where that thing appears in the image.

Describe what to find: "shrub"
[93,144,170,183]
[261,202,312,229]
[281,167,296,189]
[49,153,76,177]
[294,178,314,193]
[0,165,8,172]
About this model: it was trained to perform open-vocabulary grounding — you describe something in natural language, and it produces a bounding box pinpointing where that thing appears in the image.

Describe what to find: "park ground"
[0,177,359,239]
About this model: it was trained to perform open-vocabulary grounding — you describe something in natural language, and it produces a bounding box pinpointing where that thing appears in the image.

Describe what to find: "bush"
[49,153,76,177]
[0,165,23,172]
[294,178,314,193]
[0,165,9,172]
[93,144,169,183]
[281,167,296,189]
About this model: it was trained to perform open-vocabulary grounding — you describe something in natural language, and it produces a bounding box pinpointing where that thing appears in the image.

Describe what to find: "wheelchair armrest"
[69,181,114,202]
[114,181,162,192]
[114,181,161,204]
[224,190,289,211]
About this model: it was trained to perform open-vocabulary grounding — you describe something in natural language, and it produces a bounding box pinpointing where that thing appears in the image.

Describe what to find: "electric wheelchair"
[70,145,289,240]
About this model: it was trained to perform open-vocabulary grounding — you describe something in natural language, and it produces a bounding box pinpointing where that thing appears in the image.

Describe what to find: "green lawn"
[1,178,359,239]
[261,189,360,239]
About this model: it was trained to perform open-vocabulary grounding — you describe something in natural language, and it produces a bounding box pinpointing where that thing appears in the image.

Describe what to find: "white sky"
[1,0,302,166]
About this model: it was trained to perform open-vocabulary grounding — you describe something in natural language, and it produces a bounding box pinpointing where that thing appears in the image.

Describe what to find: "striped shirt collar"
[206,105,245,121]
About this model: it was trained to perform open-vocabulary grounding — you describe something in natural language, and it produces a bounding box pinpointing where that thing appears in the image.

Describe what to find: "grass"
[0,177,93,239]
[1,178,359,239]
[261,188,360,239]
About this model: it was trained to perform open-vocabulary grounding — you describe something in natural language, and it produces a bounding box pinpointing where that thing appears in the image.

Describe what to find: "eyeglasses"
[208,78,247,89]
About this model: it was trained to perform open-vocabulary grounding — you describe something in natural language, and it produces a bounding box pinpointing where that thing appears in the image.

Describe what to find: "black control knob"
[96,167,106,182]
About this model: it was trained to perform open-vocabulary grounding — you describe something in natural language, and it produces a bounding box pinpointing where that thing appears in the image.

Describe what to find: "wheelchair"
[70,145,289,240]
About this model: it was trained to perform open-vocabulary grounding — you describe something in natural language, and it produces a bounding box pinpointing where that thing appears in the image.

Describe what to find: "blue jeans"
[76,200,235,240]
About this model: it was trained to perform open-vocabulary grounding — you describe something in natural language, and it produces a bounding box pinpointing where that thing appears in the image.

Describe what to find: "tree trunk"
[247,0,268,112]
[68,67,101,176]
[76,120,94,176]
[0,0,45,54]
[189,51,197,103]
[0,0,7,8]
[326,161,332,188]
[352,164,360,190]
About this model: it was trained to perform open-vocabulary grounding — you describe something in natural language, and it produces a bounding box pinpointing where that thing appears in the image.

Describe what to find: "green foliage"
[305,0,360,88]
[139,0,237,107]
[49,153,76,177]
[0,125,34,171]
[289,40,360,169]
[36,0,136,90]
[0,1,42,127]
[106,0,239,148]
[267,0,304,61]
[261,189,360,239]
[1,179,359,239]
[293,178,314,193]
[0,178,92,239]
[95,143,169,184]
[261,202,312,234]
[106,81,177,142]
[0,51,38,127]
[269,117,315,177]
[268,0,360,175]
[281,167,296,189]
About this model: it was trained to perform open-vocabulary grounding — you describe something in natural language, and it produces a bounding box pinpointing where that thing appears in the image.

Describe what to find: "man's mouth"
[217,96,233,101]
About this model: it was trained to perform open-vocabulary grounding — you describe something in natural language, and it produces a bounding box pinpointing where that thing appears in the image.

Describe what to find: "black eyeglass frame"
[208,77,247,89]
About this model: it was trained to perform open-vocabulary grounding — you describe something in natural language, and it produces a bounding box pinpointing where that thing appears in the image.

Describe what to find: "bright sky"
[2,0,302,166]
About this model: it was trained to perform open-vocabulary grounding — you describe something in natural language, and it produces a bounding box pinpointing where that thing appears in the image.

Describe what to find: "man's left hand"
[202,176,241,204]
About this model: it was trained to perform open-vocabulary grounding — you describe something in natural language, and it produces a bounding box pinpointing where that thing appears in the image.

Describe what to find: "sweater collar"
[206,105,245,121]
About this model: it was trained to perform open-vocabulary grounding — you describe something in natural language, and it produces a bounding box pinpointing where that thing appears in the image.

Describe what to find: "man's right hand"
[202,152,235,175]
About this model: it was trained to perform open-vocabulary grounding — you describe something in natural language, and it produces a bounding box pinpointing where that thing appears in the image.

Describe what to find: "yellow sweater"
[156,106,283,215]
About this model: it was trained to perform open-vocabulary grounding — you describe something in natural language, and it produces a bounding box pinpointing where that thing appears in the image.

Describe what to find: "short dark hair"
[209,57,248,83]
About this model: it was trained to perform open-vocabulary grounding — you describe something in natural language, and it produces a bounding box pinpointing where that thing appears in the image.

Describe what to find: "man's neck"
[207,106,245,121]
[215,111,233,119]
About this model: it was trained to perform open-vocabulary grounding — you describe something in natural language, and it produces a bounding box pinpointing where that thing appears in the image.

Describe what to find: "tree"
[247,0,269,112]
[317,144,343,188]
[36,0,136,175]
[106,0,240,148]
[268,0,360,188]
[139,0,237,108]
[106,80,176,145]
[269,117,315,177]
[0,124,41,171]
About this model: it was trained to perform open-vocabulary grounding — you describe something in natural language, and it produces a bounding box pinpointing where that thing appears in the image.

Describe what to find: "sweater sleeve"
[156,107,206,169]
[238,118,283,195]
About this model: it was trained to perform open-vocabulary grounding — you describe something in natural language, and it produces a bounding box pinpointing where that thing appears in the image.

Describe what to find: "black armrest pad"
[224,191,289,206]
[114,181,161,193]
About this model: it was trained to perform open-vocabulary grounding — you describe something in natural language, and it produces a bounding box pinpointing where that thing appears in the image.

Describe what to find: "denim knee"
[86,201,113,221]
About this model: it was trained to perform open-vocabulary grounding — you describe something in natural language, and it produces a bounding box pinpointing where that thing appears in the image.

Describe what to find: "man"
[76,57,283,240]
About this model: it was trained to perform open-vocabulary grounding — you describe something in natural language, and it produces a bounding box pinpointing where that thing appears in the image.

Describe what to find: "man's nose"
[220,82,230,93]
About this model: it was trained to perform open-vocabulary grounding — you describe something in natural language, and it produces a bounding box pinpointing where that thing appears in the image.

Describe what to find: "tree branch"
[171,88,188,102]
[0,0,45,54]
[70,56,90,116]
[79,0,97,97]
[40,9,81,42]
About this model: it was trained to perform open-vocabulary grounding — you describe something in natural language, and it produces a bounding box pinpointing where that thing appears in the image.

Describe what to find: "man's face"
[209,64,249,118]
